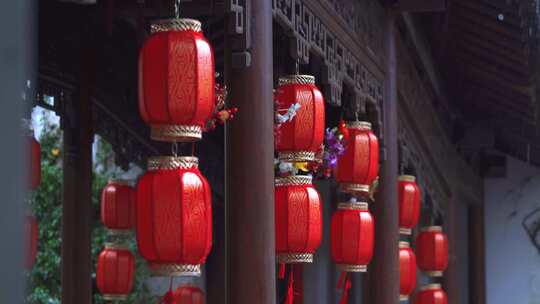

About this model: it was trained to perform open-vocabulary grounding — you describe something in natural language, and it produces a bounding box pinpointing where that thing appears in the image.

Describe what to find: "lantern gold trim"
[151,124,203,142]
[278,151,316,163]
[278,75,316,86]
[107,179,132,186]
[421,226,443,232]
[398,175,416,182]
[147,156,199,171]
[399,241,410,249]
[337,202,369,211]
[149,263,201,277]
[107,229,132,237]
[339,183,371,196]
[400,295,409,301]
[420,283,442,291]
[275,175,312,187]
[399,228,412,235]
[102,294,129,301]
[151,18,202,33]
[346,121,372,131]
[337,264,367,273]
[277,253,314,264]
[424,270,444,277]
[104,242,130,251]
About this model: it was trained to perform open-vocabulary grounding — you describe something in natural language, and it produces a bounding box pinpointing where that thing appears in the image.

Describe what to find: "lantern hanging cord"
[175,0,181,19]
[172,141,179,157]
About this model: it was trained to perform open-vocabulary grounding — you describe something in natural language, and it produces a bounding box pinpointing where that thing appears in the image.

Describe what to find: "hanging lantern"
[414,284,448,304]
[136,157,212,276]
[331,201,374,272]
[398,175,421,235]
[335,121,379,196]
[101,179,136,234]
[96,244,135,301]
[139,18,215,142]
[275,175,322,264]
[174,286,205,304]
[30,135,41,190]
[26,214,38,269]
[275,75,325,162]
[416,226,449,277]
[399,241,417,301]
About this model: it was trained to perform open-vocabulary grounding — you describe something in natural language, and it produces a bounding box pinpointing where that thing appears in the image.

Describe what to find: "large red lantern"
[26,214,38,269]
[101,179,136,234]
[275,175,322,264]
[275,75,325,162]
[139,19,215,142]
[136,157,212,276]
[174,286,205,304]
[414,284,448,304]
[416,226,449,277]
[399,241,417,301]
[96,244,135,300]
[30,135,41,190]
[398,175,421,235]
[331,201,374,272]
[335,121,379,196]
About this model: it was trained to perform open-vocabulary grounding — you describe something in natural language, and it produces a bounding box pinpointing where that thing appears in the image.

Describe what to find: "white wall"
[485,156,540,304]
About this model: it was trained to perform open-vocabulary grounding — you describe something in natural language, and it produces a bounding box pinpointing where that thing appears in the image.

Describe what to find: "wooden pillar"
[369,9,400,304]
[61,48,94,304]
[443,195,459,304]
[225,0,275,303]
[468,203,486,304]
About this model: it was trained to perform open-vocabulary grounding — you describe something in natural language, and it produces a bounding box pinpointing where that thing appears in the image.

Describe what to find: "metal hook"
[172,141,179,157]
[295,60,299,75]
[174,0,181,19]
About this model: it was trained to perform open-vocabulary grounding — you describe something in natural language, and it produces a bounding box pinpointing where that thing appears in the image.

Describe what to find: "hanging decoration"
[136,156,212,276]
[416,226,449,277]
[398,175,421,235]
[308,127,346,179]
[335,121,379,197]
[274,75,325,162]
[204,82,238,131]
[413,284,448,304]
[139,18,215,142]
[26,214,38,269]
[96,243,135,301]
[101,179,135,235]
[399,241,417,302]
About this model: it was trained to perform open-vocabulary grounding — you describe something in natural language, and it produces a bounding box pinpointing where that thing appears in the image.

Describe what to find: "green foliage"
[28,118,152,303]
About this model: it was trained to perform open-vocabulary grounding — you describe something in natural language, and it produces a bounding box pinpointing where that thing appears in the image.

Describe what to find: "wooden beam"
[453,33,528,66]
[452,0,524,28]
[453,46,529,77]
[449,25,529,57]
[397,0,447,12]
[456,56,531,86]
[450,12,527,43]
[468,204,487,304]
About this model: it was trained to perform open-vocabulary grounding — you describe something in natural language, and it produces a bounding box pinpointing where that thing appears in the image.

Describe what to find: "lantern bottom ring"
[151,124,202,142]
[102,294,129,301]
[149,263,201,277]
[277,253,313,264]
[107,229,132,237]
[339,183,370,196]
[399,228,412,235]
[399,295,410,301]
[336,264,367,273]
[278,151,316,163]
[423,270,444,277]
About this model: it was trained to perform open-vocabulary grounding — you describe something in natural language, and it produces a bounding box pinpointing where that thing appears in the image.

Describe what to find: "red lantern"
[30,136,41,190]
[416,226,449,277]
[96,244,135,300]
[26,215,38,269]
[398,175,421,235]
[275,175,322,264]
[399,241,417,301]
[335,121,379,196]
[331,201,374,272]
[414,284,448,304]
[139,19,215,142]
[101,179,136,234]
[136,157,212,276]
[275,75,325,162]
[174,286,205,304]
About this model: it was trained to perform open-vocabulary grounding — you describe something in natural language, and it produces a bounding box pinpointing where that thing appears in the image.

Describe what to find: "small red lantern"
[398,175,421,235]
[399,241,417,301]
[26,214,38,269]
[275,175,322,264]
[275,75,325,162]
[174,286,205,304]
[96,244,135,300]
[136,157,212,276]
[414,284,448,304]
[331,201,374,272]
[139,19,215,142]
[30,136,41,190]
[416,226,449,277]
[335,121,379,196]
[101,179,136,234]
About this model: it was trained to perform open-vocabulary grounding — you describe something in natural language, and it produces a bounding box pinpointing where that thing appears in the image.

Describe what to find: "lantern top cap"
[275,175,312,186]
[398,175,416,182]
[337,202,369,210]
[421,226,443,232]
[151,18,202,34]
[278,75,316,86]
[108,179,132,186]
[346,121,372,130]
[104,242,130,251]
[399,241,410,248]
[147,156,199,171]
[420,283,442,291]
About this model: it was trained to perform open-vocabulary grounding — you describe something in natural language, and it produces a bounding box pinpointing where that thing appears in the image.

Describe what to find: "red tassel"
[337,272,351,304]
[284,266,294,304]
[279,263,286,279]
